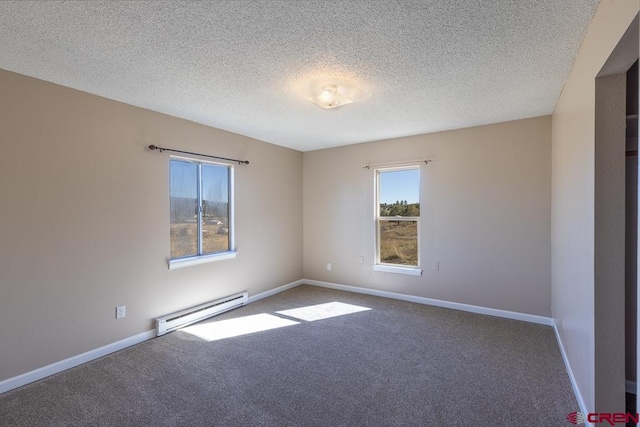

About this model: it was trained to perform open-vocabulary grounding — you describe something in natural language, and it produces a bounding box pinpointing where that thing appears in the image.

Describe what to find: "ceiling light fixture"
[308,82,353,109]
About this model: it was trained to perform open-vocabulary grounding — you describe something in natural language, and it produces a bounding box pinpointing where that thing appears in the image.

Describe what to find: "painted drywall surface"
[594,73,627,413]
[626,155,637,384]
[0,70,303,381]
[303,116,551,317]
[551,0,638,413]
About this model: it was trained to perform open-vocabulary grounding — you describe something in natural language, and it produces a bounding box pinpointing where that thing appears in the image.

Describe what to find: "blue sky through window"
[170,160,197,199]
[202,164,228,203]
[170,160,228,203]
[379,169,419,204]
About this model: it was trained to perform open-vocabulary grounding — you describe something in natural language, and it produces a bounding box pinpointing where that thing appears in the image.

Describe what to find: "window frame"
[168,155,236,270]
[373,165,422,276]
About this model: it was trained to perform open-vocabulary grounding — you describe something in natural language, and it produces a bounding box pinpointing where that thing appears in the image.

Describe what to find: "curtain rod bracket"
[148,145,249,165]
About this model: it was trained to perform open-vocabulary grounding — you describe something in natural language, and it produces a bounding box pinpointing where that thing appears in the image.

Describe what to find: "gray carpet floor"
[0,284,578,426]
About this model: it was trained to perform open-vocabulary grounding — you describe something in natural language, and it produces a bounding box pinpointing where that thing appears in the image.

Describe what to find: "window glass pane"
[379,220,418,266]
[201,164,229,254]
[379,169,420,217]
[170,160,198,258]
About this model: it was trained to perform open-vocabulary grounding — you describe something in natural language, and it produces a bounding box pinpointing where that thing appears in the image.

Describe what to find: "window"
[169,157,235,269]
[374,166,421,275]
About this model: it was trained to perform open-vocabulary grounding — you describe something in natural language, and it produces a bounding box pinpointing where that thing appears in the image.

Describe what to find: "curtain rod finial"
[148,145,157,150]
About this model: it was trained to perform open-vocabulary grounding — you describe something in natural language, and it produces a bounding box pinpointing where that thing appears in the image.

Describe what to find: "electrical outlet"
[433,262,439,271]
[116,305,126,319]
[326,263,332,271]
[359,256,364,264]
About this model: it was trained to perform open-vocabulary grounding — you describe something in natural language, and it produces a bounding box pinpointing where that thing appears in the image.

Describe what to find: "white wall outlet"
[116,305,126,319]
[359,256,364,264]
[326,263,332,271]
[432,262,439,271]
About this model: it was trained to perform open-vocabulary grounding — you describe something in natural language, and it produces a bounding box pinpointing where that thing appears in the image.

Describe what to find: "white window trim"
[374,165,421,274]
[373,264,422,276]
[168,251,237,270]
[168,155,236,269]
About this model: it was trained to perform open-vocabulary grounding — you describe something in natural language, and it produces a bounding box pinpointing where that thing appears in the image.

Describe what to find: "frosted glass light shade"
[308,83,353,109]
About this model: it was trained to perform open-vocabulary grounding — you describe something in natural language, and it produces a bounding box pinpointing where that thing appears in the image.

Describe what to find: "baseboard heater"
[156,291,248,336]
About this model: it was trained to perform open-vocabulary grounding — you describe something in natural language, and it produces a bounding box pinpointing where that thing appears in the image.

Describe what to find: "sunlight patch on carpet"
[180,313,299,341]
[276,301,371,322]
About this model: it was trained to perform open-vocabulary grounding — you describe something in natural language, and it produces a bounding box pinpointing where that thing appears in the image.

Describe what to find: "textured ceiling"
[0,1,599,152]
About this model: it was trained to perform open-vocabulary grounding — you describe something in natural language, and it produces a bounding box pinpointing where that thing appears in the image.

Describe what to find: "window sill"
[168,251,237,270]
[373,264,422,276]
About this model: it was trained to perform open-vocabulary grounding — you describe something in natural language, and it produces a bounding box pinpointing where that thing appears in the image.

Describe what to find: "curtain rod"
[148,145,249,165]
[362,159,431,169]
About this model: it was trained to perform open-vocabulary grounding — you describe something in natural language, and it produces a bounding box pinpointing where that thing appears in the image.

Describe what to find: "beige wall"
[303,116,552,316]
[594,72,627,413]
[0,70,303,382]
[551,0,638,413]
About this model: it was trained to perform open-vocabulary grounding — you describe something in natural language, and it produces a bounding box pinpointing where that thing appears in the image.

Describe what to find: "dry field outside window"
[170,219,229,258]
[379,220,418,266]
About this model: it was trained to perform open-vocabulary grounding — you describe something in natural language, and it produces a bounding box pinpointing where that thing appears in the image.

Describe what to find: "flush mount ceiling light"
[308,82,353,109]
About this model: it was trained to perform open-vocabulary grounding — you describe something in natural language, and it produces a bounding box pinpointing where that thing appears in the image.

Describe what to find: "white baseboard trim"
[0,279,305,396]
[303,279,553,326]
[627,380,637,395]
[247,279,304,304]
[0,278,574,404]
[0,329,155,395]
[552,321,591,425]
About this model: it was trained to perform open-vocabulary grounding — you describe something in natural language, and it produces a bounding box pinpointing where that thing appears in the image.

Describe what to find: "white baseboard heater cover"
[156,291,248,336]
